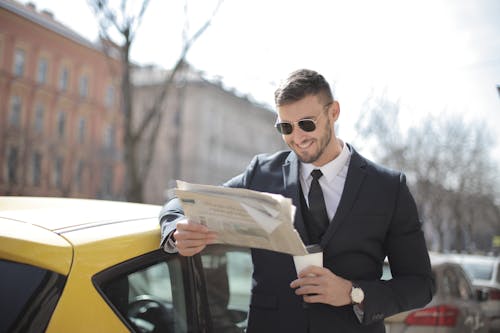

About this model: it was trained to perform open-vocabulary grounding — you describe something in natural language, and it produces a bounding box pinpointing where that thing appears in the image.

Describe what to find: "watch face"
[351,287,364,303]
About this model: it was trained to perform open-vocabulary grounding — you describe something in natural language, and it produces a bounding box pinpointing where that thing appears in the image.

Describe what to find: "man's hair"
[274,69,334,106]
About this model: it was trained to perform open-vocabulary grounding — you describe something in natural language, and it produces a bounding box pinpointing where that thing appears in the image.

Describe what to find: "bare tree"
[88,0,222,202]
[355,93,500,252]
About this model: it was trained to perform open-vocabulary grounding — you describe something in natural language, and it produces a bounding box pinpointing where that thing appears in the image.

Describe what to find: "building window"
[105,85,115,108]
[7,147,19,184]
[102,166,113,196]
[57,112,66,139]
[79,75,89,98]
[53,157,63,189]
[104,125,115,149]
[32,152,42,186]
[77,118,86,144]
[37,57,48,84]
[58,67,69,92]
[75,160,84,192]
[9,95,22,127]
[34,103,45,133]
[13,48,25,77]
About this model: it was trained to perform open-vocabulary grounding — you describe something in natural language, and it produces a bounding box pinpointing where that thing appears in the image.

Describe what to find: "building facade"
[0,0,124,199]
[0,0,288,204]
[133,65,288,204]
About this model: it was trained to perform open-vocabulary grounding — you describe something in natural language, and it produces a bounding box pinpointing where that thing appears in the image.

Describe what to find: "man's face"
[277,95,338,166]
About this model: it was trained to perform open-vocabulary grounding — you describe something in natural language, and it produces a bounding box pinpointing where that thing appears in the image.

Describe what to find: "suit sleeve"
[356,173,435,325]
[158,155,260,249]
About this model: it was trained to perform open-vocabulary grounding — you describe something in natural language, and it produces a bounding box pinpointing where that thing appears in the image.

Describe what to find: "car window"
[496,262,500,283]
[461,261,493,280]
[440,265,474,301]
[441,267,460,297]
[0,259,66,333]
[94,251,196,333]
[200,245,252,333]
[454,267,474,300]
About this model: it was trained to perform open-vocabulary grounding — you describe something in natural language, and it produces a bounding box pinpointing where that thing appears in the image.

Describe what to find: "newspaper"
[175,180,308,256]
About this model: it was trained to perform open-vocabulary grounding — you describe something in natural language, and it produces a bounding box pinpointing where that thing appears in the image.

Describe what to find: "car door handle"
[472,314,484,332]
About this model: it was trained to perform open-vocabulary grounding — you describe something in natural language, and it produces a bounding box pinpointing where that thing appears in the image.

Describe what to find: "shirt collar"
[300,140,351,183]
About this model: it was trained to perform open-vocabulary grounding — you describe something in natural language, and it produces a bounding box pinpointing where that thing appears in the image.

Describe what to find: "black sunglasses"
[274,102,332,135]
[275,118,318,135]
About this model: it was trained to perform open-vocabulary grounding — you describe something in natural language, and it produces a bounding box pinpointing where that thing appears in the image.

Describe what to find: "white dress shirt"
[299,139,351,220]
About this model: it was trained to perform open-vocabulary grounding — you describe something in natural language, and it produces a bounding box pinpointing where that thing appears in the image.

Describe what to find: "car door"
[93,250,213,333]
[199,244,252,333]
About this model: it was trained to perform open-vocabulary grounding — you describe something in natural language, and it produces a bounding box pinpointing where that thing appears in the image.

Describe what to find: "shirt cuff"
[353,304,364,323]
[162,231,179,254]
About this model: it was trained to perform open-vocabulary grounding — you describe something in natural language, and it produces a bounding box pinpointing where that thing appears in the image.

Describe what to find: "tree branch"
[133,0,223,140]
[129,0,151,41]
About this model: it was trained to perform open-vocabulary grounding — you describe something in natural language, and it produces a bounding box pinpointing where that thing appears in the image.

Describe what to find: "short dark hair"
[274,69,334,106]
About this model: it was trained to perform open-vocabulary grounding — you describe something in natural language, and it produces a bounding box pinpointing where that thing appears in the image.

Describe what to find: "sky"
[21,0,500,154]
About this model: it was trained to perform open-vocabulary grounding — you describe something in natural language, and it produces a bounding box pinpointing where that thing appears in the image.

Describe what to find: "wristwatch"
[350,283,365,305]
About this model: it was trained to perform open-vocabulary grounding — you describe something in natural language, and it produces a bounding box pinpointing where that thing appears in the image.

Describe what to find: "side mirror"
[475,288,489,302]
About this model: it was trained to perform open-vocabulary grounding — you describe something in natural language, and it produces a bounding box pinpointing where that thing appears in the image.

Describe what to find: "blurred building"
[133,64,287,204]
[0,0,287,204]
[0,0,124,199]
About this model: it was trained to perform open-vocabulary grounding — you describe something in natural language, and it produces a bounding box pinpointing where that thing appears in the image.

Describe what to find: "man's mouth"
[295,140,314,150]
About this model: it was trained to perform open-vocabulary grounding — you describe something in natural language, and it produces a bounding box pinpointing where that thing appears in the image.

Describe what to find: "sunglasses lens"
[298,120,316,132]
[275,122,293,135]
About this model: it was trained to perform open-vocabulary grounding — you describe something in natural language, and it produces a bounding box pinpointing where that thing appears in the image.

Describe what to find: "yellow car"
[0,197,249,333]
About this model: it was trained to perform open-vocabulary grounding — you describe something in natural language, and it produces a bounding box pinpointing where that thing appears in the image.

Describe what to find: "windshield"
[0,260,66,333]
[461,262,493,281]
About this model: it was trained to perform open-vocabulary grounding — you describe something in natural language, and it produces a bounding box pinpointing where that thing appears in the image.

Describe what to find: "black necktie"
[308,169,329,243]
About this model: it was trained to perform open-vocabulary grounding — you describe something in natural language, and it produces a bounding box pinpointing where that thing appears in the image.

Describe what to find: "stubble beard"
[293,121,332,164]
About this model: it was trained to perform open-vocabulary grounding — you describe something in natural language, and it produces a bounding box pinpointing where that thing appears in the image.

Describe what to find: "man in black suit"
[159,69,434,332]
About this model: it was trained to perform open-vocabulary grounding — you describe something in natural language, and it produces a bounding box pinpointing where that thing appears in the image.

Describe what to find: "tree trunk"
[121,37,144,203]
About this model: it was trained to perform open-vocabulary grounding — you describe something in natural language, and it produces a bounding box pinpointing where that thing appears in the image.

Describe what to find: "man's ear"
[331,101,340,121]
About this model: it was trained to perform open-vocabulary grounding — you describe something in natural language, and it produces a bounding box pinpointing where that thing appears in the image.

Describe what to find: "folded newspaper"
[175,180,308,256]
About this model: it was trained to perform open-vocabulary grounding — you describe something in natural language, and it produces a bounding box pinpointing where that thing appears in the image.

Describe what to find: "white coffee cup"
[293,244,323,276]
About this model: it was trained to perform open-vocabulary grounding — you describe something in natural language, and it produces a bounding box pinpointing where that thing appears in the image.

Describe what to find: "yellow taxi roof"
[0,197,162,275]
[0,196,160,230]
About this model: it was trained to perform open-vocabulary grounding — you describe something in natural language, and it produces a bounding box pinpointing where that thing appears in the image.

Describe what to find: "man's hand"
[173,219,217,256]
[290,266,352,306]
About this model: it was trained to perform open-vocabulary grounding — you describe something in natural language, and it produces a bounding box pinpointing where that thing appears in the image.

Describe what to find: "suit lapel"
[282,152,310,244]
[320,147,367,247]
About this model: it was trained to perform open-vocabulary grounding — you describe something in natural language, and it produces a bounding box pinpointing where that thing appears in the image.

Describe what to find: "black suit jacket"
[160,146,434,333]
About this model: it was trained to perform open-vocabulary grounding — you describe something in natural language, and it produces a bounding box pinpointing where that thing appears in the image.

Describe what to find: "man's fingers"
[176,238,211,248]
[294,284,321,296]
[175,238,208,256]
[176,219,210,232]
[173,219,217,256]
[298,266,326,278]
[174,229,216,241]
[178,244,206,257]
[174,219,217,240]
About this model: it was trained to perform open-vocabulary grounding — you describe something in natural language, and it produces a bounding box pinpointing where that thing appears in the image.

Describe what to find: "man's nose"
[289,126,308,142]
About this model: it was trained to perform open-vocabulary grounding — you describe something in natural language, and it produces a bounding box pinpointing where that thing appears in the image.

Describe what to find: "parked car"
[445,254,500,332]
[2,196,492,333]
[383,253,489,333]
[0,196,246,333]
